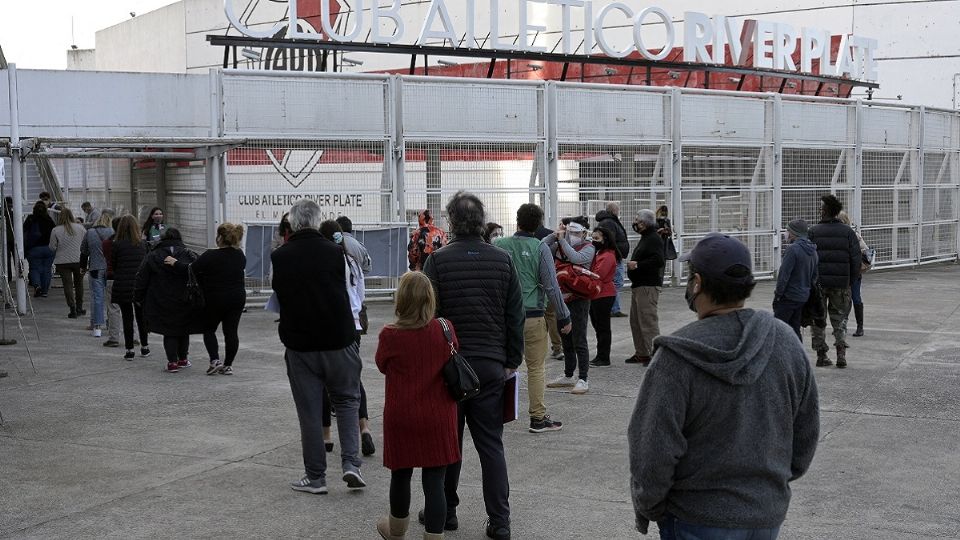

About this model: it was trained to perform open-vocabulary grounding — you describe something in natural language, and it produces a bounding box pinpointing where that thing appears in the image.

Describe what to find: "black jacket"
[24,214,56,251]
[134,239,199,336]
[809,219,861,289]
[628,228,665,287]
[596,210,630,258]
[271,229,355,352]
[110,239,146,304]
[423,235,525,370]
[193,247,247,314]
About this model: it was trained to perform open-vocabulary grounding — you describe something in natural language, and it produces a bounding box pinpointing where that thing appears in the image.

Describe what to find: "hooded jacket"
[134,238,199,336]
[628,309,819,533]
[809,219,861,289]
[595,210,630,258]
[775,237,819,303]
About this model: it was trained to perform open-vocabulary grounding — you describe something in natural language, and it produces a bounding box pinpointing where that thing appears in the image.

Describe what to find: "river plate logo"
[268,149,324,188]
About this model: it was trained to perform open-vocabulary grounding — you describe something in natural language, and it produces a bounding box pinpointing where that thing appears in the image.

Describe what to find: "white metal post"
[206,68,222,248]
[7,64,27,313]
[391,76,407,224]
[772,94,784,277]
[545,82,559,230]
[916,106,925,264]
[670,88,683,283]
[853,101,864,233]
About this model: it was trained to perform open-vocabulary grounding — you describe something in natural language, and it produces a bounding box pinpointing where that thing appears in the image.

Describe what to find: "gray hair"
[637,209,657,228]
[606,202,620,215]
[288,199,321,232]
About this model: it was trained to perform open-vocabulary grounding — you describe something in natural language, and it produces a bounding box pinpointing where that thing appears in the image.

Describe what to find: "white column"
[7,64,27,313]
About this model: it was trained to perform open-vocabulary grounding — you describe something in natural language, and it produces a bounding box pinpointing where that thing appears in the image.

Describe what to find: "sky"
[0,0,179,69]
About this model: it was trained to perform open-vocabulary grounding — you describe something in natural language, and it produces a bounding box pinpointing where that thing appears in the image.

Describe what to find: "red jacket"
[591,249,618,299]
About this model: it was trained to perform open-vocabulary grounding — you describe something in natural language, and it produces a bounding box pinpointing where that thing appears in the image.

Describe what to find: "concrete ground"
[1,263,959,539]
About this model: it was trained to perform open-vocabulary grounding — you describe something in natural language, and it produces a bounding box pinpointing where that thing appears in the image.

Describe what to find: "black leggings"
[589,296,616,363]
[117,302,148,350]
[391,467,447,534]
[163,335,190,363]
[202,307,243,366]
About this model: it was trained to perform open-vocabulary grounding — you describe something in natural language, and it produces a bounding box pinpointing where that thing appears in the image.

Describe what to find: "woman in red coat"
[589,226,622,367]
[375,271,460,540]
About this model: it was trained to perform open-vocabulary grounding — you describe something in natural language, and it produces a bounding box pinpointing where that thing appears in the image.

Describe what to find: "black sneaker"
[418,509,458,531]
[589,358,610,367]
[485,520,511,540]
[103,340,120,348]
[123,350,135,361]
[529,416,563,433]
[67,311,78,319]
[361,432,376,457]
[141,347,151,357]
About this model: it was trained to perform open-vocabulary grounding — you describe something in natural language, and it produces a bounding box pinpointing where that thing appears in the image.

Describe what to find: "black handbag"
[438,318,480,402]
[186,263,205,309]
[801,280,826,328]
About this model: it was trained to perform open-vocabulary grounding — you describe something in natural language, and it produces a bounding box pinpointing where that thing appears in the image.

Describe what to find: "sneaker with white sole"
[290,475,328,494]
[92,328,102,338]
[165,362,179,373]
[140,347,151,357]
[549,350,565,361]
[176,359,192,368]
[206,359,223,375]
[342,469,366,489]
[123,350,135,361]
[220,366,233,375]
[571,379,589,394]
[546,375,576,388]
[529,416,563,433]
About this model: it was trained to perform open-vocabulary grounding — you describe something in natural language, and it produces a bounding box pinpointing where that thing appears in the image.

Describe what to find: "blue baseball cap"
[679,233,755,285]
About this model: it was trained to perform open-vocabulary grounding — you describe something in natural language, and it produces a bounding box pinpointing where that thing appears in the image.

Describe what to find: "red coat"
[376,318,461,470]
[592,249,618,299]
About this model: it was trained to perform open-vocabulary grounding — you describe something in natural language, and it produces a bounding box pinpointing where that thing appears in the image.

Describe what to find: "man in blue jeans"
[629,234,819,539]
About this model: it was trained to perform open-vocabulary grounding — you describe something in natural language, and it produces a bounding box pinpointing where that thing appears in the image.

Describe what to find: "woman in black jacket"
[24,201,57,297]
[192,223,247,375]
[135,228,198,373]
[111,216,150,360]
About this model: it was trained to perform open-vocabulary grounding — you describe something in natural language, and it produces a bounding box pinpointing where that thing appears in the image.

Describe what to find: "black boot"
[852,304,864,337]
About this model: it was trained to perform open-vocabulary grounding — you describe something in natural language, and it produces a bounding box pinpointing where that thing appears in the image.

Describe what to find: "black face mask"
[684,278,700,313]
[592,241,605,251]
[632,222,642,234]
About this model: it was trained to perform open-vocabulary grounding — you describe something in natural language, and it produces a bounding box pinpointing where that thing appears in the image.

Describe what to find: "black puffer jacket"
[596,210,630,258]
[423,235,525,369]
[110,239,146,304]
[134,238,199,336]
[809,219,861,289]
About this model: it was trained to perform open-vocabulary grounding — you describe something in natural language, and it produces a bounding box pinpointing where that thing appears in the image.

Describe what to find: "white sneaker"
[571,379,589,394]
[93,328,102,338]
[546,375,576,388]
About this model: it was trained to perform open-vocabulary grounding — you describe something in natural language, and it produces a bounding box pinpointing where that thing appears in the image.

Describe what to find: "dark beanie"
[787,219,809,239]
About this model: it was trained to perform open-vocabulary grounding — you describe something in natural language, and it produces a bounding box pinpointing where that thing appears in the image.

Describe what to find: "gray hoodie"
[628,309,819,533]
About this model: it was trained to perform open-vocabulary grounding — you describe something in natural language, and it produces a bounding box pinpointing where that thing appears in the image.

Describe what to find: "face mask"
[333,232,344,244]
[632,222,642,234]
[684,278,700,313]
[592,241,604,251]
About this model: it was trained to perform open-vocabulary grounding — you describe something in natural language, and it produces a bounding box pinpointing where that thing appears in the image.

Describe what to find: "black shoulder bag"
[186,263,205,309]
[438,318,480,402]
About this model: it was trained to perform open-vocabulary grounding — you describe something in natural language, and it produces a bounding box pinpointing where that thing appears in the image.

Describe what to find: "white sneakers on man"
[571,379,589,395]
[546,375,575,388]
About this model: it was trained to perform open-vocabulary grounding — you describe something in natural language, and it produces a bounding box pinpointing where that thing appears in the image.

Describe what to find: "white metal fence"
[215,71,959,290]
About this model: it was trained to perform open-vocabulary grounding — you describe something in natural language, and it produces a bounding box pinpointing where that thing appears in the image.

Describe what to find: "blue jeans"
[851,276,862,305]
[611,261,625,313]
[89,270,107,326]
[26,246,54,293]
[659,515,781,540]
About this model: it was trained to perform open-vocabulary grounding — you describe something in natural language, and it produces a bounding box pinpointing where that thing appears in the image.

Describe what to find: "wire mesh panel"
[921,150,960,260]
[402,79,543,141]
[555,85,668,143]
[403,141,545,237]
[131,165,160,222]
[862,106,919,148]
[681,94,768,144]
[164,163,208,249]
[781,102,854,146]
[923,112,960,150]
[51,158,134,217]
[781,147,853,228]
[222,72,390,138]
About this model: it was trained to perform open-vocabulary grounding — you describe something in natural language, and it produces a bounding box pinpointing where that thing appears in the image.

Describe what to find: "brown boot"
[836,346,847,368]
[377,515,409,539]
[423,533,445,540]
[815,350,833,367]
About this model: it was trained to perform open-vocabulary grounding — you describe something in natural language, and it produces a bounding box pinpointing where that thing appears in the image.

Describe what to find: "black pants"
[202,307,243,366]
[118,302,148,350]
[773,298,805,342]
[163,335,190,363]
[589,296,616,363]
[561,298,591,380]
[445,357,510,528]
[391,467,447,534]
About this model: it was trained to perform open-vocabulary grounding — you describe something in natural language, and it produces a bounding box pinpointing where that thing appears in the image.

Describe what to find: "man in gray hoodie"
[628,233,820,538]
[774,219,819,340]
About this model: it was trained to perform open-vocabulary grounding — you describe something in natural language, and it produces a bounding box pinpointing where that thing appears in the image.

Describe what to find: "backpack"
[554,243,602,300]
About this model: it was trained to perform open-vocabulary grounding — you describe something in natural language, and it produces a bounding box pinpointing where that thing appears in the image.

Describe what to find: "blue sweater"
[775,238,818,303]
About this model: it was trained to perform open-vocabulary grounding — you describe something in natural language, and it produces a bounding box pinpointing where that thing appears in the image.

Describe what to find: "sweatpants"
[561,298,590,380]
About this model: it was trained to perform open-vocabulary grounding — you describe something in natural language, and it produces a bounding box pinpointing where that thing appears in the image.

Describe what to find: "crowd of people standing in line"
[21,195,249,377]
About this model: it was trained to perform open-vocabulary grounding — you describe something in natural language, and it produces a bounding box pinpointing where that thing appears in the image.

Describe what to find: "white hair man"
[625,209,665,366]
[271,199,366,495]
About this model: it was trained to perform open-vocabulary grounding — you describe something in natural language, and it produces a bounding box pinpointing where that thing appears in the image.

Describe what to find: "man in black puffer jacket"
[596,202,630,317]
[423,191,524,540]
[809,194,861,368]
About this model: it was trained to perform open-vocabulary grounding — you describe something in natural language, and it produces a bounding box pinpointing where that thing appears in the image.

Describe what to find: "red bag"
[555,260,602,300]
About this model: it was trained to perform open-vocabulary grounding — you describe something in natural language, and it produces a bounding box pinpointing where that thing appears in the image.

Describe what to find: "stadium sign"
[225,0,879,81]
